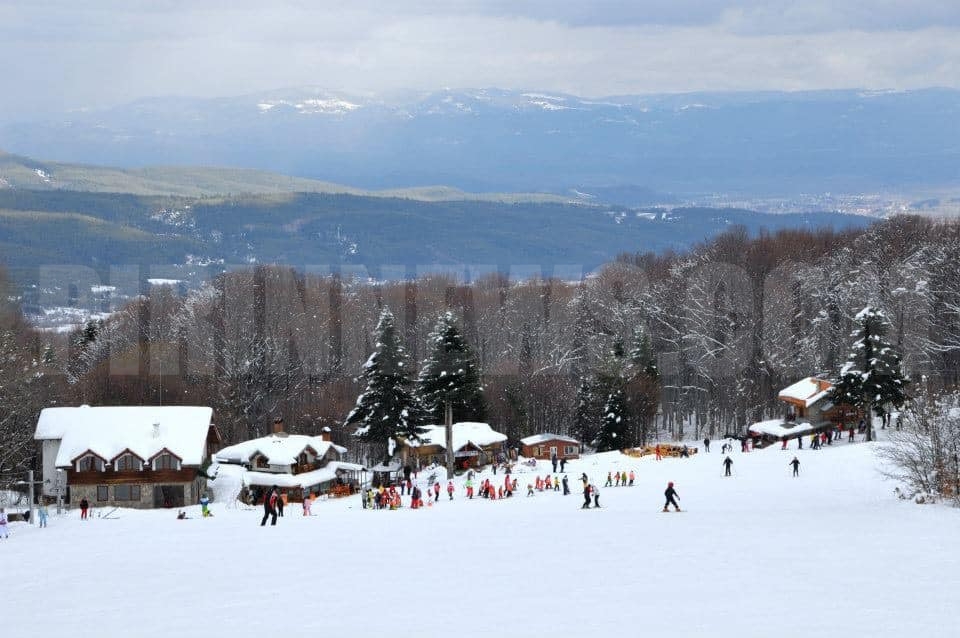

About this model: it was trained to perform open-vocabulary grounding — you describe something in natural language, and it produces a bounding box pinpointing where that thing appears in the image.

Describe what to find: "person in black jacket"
[582,483,591,509]
[789,457,801,477]
[722,456,733,477]
[562,475,570,495]
[663,482,680,512]
[261,486,278,526]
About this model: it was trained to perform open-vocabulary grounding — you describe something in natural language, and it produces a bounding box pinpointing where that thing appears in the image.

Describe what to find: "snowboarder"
[0,508,8,538]
[703,437,711,452]
[261,486,278,526]
[591,484,601,508]
[722,456,733,477]
[663,482,680,512]
[582,483,592,509]
[447,481,455,500]
[789,457,801,477]
[562,475,570,495]
[79,498,89,520]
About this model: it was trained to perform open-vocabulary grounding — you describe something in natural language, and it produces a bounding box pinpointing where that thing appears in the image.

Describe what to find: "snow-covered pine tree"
[831,306,910,442]
[572,375,600,448]
[345,308,423,463]
[595,386,629,452]
[625,325,661,445]
[593,337,631,451]
[416,311,486,425]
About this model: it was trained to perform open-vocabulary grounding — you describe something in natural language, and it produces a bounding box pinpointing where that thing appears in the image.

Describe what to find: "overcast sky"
[1,1,958,119]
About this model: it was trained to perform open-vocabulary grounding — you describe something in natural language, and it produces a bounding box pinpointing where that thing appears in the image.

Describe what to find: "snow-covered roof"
[215,434,346,466]
[778,377,832,408]
[243,461,366,489]
[38,406,215,467]
[405,422,507,451]
[520,433,579,445]
[748,419,815,438]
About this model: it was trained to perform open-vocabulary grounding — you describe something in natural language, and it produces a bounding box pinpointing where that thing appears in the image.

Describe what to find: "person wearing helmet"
[663,482,680,512]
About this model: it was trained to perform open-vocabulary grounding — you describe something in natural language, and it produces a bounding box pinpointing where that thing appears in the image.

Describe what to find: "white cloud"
[0,1,958,119]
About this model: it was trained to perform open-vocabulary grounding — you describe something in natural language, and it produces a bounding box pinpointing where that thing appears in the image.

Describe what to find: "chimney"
[320,426,331,442]
[272,417,284,435]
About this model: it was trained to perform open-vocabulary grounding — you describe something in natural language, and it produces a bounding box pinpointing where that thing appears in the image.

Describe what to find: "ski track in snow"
[3,440,958,638]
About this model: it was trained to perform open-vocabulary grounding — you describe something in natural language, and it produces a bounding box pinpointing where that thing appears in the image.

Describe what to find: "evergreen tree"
[572,376,600,447]
[593,338,631,450]
[345,308,423,462]
[625,325,661,445]
[416,311,486,424]
[595,386,629,452]
[831,306,910,442]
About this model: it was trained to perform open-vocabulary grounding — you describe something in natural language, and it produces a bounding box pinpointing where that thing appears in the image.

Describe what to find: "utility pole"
[445,402,454,477]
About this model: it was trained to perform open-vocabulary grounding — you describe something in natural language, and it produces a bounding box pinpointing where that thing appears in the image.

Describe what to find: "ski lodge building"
[395,422,507,470]
[749,377,862,444]
[34,405,221,509]
[214,418,365,501]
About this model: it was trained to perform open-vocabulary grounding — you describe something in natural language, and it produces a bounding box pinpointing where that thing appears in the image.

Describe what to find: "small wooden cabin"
[519,434,581,460]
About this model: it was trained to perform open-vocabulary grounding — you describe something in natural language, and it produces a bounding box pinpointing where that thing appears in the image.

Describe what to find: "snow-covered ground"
[4,438,958,637]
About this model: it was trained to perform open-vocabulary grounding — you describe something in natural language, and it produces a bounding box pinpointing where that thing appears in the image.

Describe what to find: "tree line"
[2,215,959,474]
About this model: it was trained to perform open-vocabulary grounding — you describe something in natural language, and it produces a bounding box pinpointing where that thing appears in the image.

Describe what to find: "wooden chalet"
[34,406,221,509]
[749,377,864,443]
[519,434,581,460]
[215,420,365,502]
[396,422,507,470]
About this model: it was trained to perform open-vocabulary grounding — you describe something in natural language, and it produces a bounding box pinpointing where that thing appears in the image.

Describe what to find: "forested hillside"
[3,215,956,473]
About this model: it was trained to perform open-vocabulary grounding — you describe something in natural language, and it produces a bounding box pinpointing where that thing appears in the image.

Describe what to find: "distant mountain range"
[2,87,959,199]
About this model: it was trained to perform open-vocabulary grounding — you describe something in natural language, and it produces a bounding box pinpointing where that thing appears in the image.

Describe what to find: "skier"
[261,486,278,526]
[447,481,455,500]
[581,482,592,509]
[722,456,733,477]
[303,494,313,516]
[655,444,662,460]
[663,482,680,512]
[465,478,474,499]
[551,452,558,473]
[628,470,635,486]
[789,456,801,477]
[0,507,8,538]
[560,457,567,472]
[553,476,560,491]
[605,471,613,487]
[79,497,89,520]
[562,475,570,495]
[527,483,535,497]
[703,437,711,452]
[276,490,285,517]
[591,484,601,508]
[200,493,211,517]
[433,481,441,502]
[614,471,621,487]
